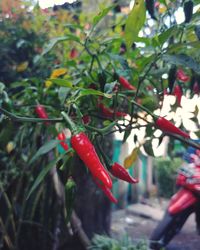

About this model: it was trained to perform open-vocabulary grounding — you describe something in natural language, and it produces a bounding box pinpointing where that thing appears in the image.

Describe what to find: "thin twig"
[0,107,63,123]
[70,211,90,249]
[0,217,14,249]
[164,132,200,150]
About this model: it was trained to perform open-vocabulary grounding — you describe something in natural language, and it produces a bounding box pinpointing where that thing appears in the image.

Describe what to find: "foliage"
[154,157,182,198]
[89,234,148,250]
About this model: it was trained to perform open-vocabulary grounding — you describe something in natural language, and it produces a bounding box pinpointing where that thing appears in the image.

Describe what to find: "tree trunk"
[66,135,114,249]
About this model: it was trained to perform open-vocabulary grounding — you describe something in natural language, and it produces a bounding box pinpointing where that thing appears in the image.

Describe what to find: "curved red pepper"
[93,177,117,204]
[118,76,136,90]
[35,105,50,125]
[82,115,91,125]
[57,132,69,151]
[98,103,127,118]
[193,81,200,94]
[176,69,190,82]
[110,162,139,184]
[155,117,190,139]
[71,132,112,189]
[173,85,182,105]
[69,48,78,59]
[163,88,169,95]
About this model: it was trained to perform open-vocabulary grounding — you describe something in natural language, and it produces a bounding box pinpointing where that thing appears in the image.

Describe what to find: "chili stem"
[61,111,77,133]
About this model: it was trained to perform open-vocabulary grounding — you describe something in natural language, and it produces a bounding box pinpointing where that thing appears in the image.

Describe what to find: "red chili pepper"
[93,177,117,204]
[163,88,169,95]
[110,162,139,184]
[155,1,160,8]
[71,132,112,189]
[35,105,49,125]
[69,48,78,59]
[147,85,153,91]
[193,81,200,94]
[82,115,91,125]
[98,103,127,118]
[118,76,136,90]
[173,85,182,105]
[57,132,69,151]
[88,83,97,90]
[176,69,190,82]
[155,117,190,139]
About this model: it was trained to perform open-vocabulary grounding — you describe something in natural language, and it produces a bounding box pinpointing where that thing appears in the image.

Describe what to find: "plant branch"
[165,132,200,150]
[70,211,90,249]
[135,53,161,99]
[0,107,63,123]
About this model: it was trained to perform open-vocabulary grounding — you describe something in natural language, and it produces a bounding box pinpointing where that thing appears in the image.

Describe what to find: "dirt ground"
[111,204,200,250]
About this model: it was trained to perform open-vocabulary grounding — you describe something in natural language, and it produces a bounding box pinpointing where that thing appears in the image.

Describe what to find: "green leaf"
[136,54,155,72]
[75,89,112,101]
[93,6,114,26]
[157,26,177,46]
[125,0,146,48]
[58,87,71,104]
[157,135,164,147]
[65,178,76,222]
[159,0,168,6]
[123,129,131,143]
[42,35,80,56]
[146,124,153,137]
[64,23,84,31]
[48,78,73,88]
[163,54,200,74]
[103,120,112,126]
[141,96,157,112]
[143,140,155,156]
[108,54,130,70]
[29,139,60,165]
[124,147,139,169]
[104,81,117,94]
[27,158,58,199]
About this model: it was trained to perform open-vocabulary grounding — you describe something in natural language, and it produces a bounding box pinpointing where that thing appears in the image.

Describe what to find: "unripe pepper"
[71,132,112,189]
[184,0,193,23]
[93,177,117,204]
[110,162,138,184]
[57,132,69,151]
[173,85,182,105]
[65,177,76,222]
[168,66,177,93]
[98,103,127,118]
[146,0,157,20]
[155,117,190,139]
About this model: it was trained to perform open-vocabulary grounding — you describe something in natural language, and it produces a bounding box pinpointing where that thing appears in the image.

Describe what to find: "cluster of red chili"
[71,132,139,203]
[35,104,138,203]
[35,73,191,203]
